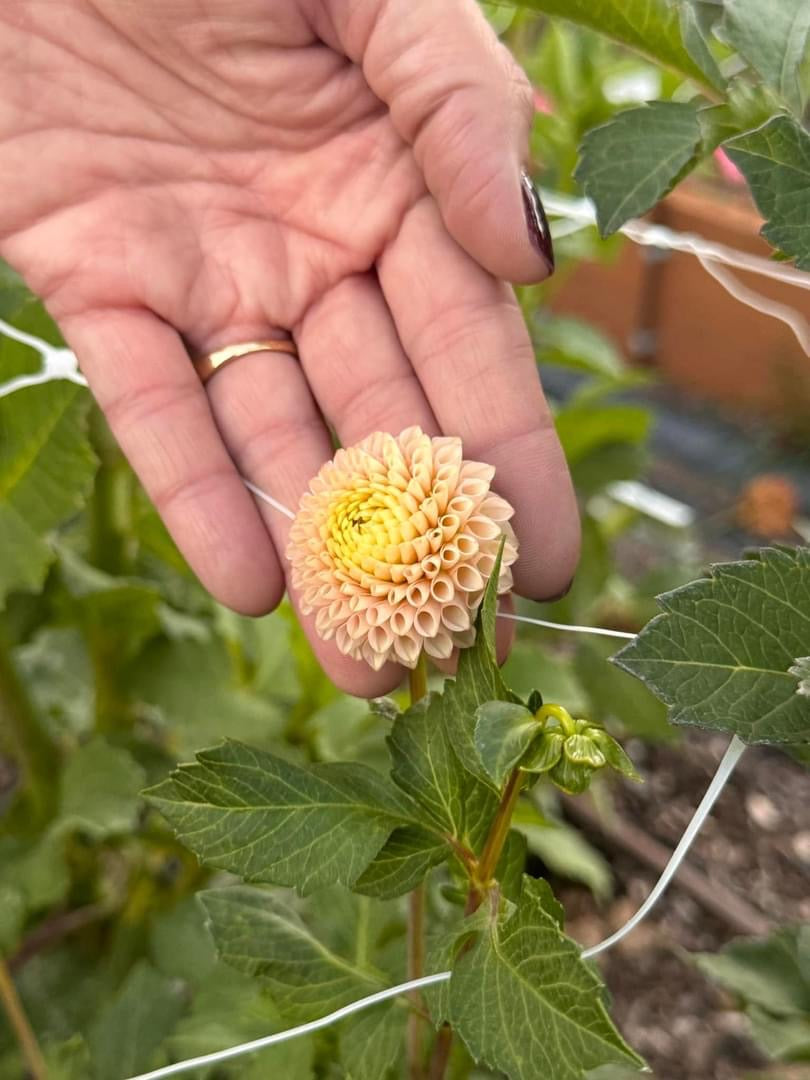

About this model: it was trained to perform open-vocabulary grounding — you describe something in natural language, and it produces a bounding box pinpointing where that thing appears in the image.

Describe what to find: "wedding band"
[193,339,298,384]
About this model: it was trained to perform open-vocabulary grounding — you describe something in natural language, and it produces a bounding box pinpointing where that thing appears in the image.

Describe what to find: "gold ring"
[193,339,298,385]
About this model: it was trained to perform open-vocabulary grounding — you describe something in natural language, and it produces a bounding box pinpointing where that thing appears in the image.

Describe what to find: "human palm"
[0,0,578,694]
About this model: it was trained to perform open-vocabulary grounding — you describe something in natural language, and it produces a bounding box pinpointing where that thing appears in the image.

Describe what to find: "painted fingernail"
[521,169,555,273]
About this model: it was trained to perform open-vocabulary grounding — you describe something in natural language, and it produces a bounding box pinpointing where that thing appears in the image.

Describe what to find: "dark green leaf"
[725,117,810,271]
[614,547,810,743]
[722,0,810,115]
[575,102,703,237]
[678,2,726,89]
[475,701,540,787]
[88,962,184,1080]
[449,876,642,1079]
[495,830,528,903]
[201,886,384,1023]
[147,740,416,893]
[353,826,448,899]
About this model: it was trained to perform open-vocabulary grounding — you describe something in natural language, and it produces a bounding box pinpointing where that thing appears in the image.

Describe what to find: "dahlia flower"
[286,427,518,670]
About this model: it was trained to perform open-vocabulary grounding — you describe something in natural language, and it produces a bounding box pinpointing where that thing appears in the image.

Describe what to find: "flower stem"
[466,766,524,915]
[0,955,46,1080]
[406,653,429,1080]
[428,766,525,1080]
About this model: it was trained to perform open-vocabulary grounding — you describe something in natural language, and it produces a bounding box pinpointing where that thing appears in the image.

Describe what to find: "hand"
[0,0,579,694]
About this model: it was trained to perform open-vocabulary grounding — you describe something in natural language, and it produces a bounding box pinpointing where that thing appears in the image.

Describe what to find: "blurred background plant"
[1,2,809,1078]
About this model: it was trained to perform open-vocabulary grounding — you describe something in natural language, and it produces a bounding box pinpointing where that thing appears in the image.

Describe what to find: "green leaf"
[614,547,810,744]
[511,0,709,84]
[448,876,643,1079]
[696,927,810,1016]
[147,740,416,894]
[129,637,285,758]
[475,701,540,787]
[748,1004,810,1061]
[722,0,810,115]
[387,692,494,843]
[574,638,674,743]
[0,259,34,318]
[440,538,519,784]
[59,736,146,837]
[556,403,652,466]
[340,1004,407,1080]
[534,316,626,380]
[200,886,384,1023]
[791,657,810,698]
[726,116,810,271]
[87,962,184,1080]
[575,102,703,237]
[677,1,726,90]
[513,802,614,901]
[495,830,528,903]
[0,384,97,605]
[353,825,448,899]
[13,628,94,738]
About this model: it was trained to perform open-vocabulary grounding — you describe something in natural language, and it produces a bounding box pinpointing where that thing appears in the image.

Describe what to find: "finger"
[316,0,554,283]
[378,197,580,600]
[201,343,402,698]
[62,308,284,616]
[296,273,438,444]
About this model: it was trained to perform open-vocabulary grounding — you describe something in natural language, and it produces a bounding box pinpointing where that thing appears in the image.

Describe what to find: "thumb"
[318,0,554,283]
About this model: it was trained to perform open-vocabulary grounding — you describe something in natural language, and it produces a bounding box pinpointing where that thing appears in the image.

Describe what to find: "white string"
[243,479,296,521]
[695,254,810,356]
[127,734,746,1080]
[582,734,747,957]
[499,611,636,640]
[541,190,810,292]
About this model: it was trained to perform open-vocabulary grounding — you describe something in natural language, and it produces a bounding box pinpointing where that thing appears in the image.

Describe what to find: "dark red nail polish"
[521,169,555,273]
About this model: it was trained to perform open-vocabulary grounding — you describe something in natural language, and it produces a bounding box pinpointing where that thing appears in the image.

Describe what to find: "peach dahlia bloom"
[286,427,519,671]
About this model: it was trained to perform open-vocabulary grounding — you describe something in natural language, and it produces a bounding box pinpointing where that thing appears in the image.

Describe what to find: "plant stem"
[428,766,525,1080]
[466,767,524,915]
[406,653,429,1080]
[0,956,47,1080]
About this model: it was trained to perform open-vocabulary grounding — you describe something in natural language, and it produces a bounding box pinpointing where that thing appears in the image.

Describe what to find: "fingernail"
[521,169,555,273]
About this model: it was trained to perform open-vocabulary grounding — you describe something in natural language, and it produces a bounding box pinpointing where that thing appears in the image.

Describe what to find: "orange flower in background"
[287,427,518,670]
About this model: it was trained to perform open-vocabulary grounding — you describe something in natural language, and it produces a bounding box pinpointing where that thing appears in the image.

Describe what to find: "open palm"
[0,0,578,694]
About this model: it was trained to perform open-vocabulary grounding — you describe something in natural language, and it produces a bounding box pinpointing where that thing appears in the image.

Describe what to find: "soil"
[552,732,810,1080]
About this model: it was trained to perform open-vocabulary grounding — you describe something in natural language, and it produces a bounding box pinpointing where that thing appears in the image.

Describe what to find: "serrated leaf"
[722,0,810,115]
[614,547,810,744]
[575,101,703,236]
[201,886,384,1023]
[0,383,97,605]
[748,1004,810,1061]
[475,701,540,788]
[353,826,448,899]
[494,830,528,903]
[791,657,810,697]
[513,803,614,902]
[449,876,642,1080]
[87,962,184,1080]
[340,1003,407,1080]
[725,116,810,271]
[511,0,708,84]
[147,740,417,894]
[59,736,146,837]
[387,692,494,843]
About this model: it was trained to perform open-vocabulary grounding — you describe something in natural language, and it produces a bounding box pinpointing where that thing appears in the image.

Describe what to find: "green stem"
[406,653,429,1080]
[0,955,47,1080]
[0,632,57,829]
[428,767,525,1080]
